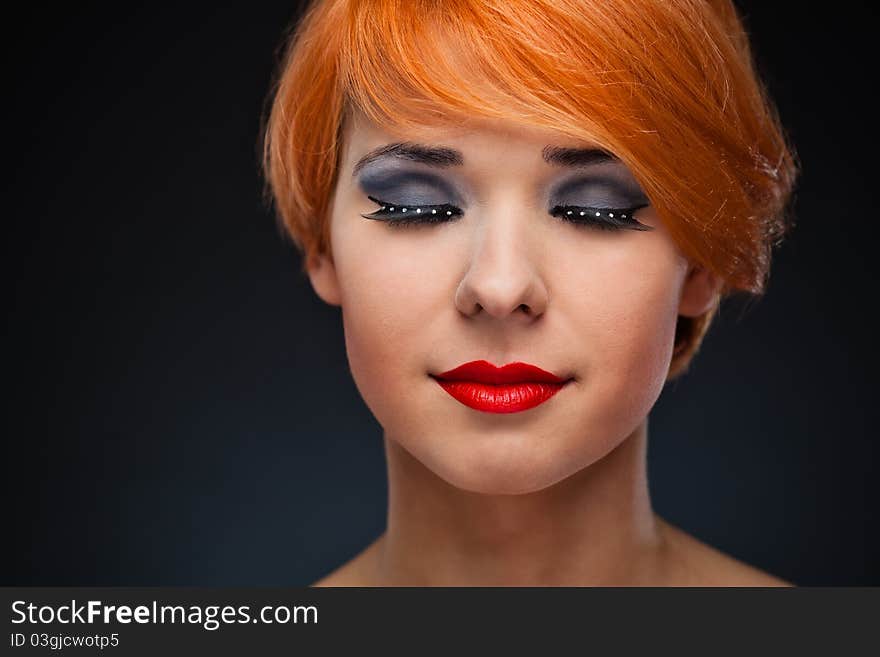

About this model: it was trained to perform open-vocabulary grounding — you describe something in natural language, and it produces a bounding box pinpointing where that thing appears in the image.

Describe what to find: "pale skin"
[305,109,793,586]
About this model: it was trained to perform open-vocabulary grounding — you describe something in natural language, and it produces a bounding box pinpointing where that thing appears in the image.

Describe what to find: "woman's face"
[308,110,717,494]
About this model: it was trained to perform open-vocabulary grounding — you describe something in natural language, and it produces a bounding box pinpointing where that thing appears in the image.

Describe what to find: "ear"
[678,262,722,317]
[305,252,342,307]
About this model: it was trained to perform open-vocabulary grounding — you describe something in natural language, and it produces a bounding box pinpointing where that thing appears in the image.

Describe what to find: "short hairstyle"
[262,0,799,380]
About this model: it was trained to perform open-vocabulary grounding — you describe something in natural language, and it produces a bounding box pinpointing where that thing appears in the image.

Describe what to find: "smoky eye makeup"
[361,195,464,227]
[356,165,653,232]
[356,167,462,203]
[357,168,466,227]
[547,174,654,231]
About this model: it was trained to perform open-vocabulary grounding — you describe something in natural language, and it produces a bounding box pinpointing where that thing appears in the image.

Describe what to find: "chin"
[422,435,600,496]
[447,477,560,496]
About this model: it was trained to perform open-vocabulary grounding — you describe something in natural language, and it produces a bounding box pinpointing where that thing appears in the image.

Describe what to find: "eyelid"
[356,168,465,205]
[550,173,649,211]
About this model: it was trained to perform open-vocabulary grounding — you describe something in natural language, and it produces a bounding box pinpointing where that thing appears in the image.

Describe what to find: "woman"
[262,0,798,586]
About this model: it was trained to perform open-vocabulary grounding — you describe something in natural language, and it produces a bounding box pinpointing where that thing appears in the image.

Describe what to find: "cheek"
[558,238,685,425]
[333,226,449,420]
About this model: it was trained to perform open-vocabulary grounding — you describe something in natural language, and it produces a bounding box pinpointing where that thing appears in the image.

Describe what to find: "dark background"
[6,3,876,586]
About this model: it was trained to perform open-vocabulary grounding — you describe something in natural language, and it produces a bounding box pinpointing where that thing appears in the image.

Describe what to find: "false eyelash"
[361,195,463,227]
[549,203,653,231]
[361,195,653,232]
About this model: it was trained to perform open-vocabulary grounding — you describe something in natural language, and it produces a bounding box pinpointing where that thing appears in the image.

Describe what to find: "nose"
[453,208,549,322]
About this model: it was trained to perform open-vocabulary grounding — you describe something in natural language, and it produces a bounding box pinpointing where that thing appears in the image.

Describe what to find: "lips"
[430,360,573,414]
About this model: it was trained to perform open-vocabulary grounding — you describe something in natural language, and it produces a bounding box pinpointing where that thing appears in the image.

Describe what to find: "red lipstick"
[431,360,573,414]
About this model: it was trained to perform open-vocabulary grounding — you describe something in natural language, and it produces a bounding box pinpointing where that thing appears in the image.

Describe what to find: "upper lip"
[432,360,571,384]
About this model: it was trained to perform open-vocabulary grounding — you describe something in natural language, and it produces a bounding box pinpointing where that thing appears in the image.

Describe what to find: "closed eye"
[360,195,652,232]
[361,195,464,228]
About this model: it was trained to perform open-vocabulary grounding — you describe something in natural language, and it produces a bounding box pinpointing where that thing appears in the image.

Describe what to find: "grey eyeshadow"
[357,168,462,207]
[551,174,649,209]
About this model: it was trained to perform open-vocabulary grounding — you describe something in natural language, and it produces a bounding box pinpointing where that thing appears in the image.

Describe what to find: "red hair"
[262,0,799,380]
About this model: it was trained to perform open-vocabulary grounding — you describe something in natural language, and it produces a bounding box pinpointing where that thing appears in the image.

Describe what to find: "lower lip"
[431,378,571,414]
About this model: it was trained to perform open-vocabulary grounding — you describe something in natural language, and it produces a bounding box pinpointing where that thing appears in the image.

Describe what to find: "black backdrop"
[6,2,877,585]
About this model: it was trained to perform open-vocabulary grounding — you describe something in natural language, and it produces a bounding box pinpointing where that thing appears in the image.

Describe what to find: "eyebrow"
[541,145,618,167]
[352,142,463,177]
[351,142,618,177]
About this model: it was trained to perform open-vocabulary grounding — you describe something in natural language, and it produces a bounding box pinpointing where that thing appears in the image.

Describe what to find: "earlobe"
[678,263,722,318]
[305,252,342,307]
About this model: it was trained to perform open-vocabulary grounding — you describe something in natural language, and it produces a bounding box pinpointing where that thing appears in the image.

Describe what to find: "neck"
[373,418,669,585]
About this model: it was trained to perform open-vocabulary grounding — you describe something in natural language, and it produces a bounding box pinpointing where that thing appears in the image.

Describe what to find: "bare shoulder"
[310,535,384,587]
[656,517,795,587]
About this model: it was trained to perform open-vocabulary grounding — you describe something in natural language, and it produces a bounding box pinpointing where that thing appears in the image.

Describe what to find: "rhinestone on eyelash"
[431,209,437,214]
